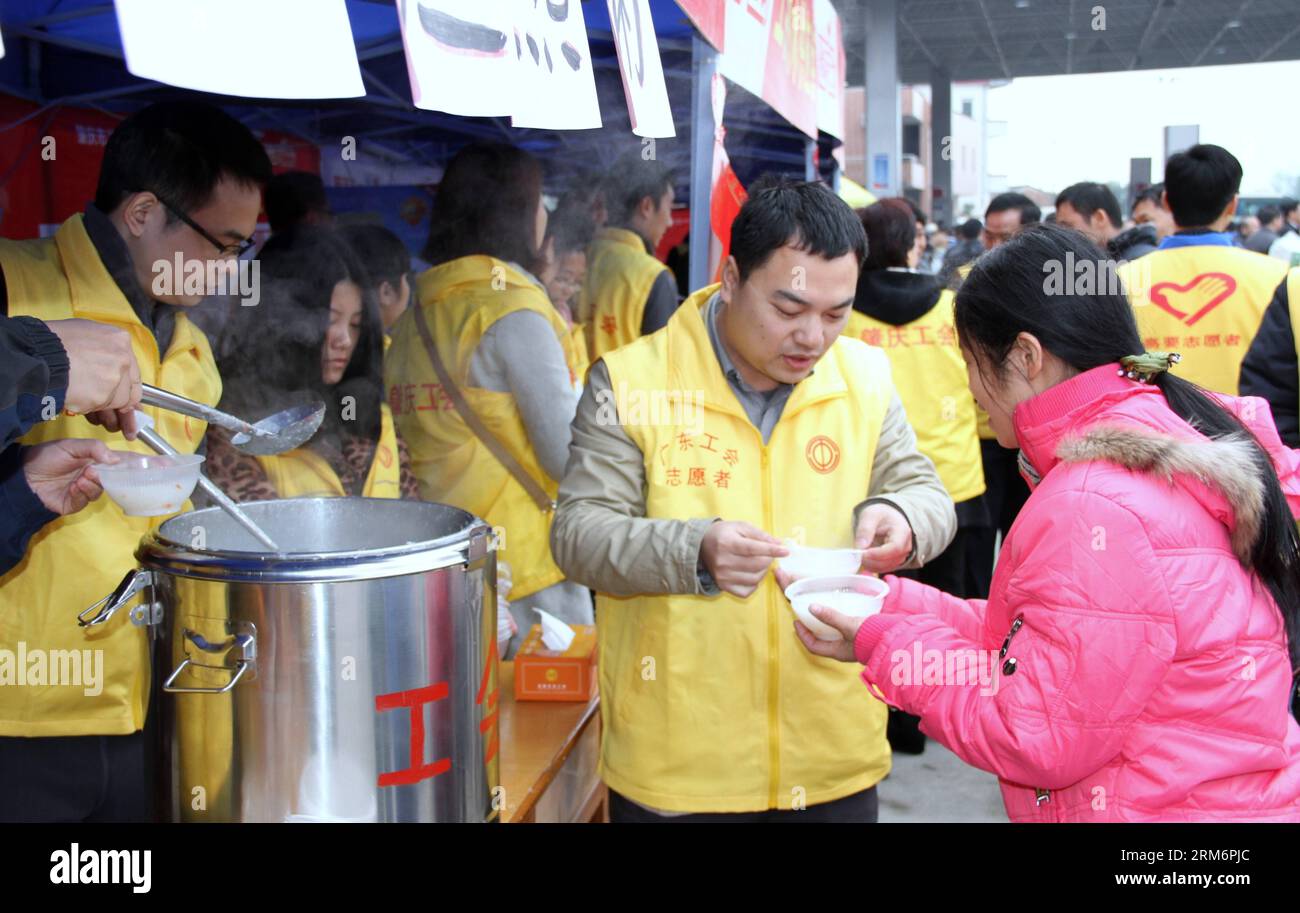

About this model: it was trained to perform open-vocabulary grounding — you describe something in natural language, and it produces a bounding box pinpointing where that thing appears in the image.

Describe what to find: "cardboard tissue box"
[514,623,597,702]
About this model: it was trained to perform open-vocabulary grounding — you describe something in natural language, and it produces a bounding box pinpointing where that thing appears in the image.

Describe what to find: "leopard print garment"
[204,426,422,503]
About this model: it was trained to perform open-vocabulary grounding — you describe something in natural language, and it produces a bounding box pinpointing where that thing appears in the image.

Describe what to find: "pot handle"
[162,629,256,694]
[78,569,154,628]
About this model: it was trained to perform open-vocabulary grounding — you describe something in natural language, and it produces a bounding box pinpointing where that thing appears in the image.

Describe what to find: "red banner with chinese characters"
[760,0,817,139]
[715,0,818,139]
[708,73,747,280]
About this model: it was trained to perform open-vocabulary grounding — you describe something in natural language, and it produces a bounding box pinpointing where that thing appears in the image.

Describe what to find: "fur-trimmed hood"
[1056,426,1264,564]
[1012,364,1300,568]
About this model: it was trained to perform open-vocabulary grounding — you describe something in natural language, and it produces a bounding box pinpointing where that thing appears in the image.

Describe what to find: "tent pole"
[688,35,717,293]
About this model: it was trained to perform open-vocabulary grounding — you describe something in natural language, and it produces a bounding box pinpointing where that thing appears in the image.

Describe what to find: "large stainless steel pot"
[80,498,499,823]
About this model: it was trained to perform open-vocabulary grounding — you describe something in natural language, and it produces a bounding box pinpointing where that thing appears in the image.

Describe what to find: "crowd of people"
[1,98,1299,824]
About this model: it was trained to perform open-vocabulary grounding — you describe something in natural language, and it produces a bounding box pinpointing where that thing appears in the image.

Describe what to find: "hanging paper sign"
[607,0,676,137]
[397,0,600,130]
[113,0,364,99]
[397,0,520,117]
[510,0,603,130]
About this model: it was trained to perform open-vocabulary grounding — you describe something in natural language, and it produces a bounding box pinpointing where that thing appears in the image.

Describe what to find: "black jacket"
[1108,224,1158,262]
[1238,274,1298,447]
[0,308,69,575]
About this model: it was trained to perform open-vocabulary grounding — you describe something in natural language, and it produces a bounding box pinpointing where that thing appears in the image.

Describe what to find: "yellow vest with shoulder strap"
[1118,245,1289,395]
[844,290,985,503]
[384,256,577,600]
[255,403,401,498]
[598,285,893,813]
[0,214,221,737]
[580,227,670,360]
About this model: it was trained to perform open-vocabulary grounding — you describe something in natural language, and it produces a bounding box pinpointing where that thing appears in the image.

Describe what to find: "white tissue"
[534,607,576,652]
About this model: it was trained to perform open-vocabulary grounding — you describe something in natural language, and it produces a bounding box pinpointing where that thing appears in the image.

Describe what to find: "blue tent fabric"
[0,0,838,193]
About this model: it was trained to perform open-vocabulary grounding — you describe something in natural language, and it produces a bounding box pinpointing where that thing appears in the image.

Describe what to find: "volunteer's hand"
[21,439,117,515]
[83,406,140,440]
[855,502,913,574]
[44,319,142,439]
[699,520,788,598]
[794,604,864,663]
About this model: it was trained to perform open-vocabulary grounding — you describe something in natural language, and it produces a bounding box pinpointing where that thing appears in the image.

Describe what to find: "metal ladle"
[131,414,280,552]
[142,384,325,456]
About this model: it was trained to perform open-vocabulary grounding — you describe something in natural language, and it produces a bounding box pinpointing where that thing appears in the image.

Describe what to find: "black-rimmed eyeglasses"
[155,194,255,258]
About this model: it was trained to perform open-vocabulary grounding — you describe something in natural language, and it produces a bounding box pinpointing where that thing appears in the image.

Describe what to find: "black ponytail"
[956,223,1300,673]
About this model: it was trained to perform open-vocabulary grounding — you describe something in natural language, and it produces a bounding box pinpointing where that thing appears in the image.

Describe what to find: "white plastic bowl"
[777,542,864,579]
[784,575,890,641]
[93,452,204,517]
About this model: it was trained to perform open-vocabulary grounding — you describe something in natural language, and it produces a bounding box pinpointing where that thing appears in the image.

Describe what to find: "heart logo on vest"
[1148,272,1237,327]
[806,435,841,474]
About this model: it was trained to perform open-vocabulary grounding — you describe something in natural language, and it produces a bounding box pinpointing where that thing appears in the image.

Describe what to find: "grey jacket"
[551,358,958,598]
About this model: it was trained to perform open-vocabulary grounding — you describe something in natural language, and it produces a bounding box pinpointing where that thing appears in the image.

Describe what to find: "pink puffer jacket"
[853,363,1300,821]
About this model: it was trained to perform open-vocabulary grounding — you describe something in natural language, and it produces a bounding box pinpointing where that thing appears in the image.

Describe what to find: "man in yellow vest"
[551,179,956,821]
[1117,144,1289,396]
[0,100,271,822]
[579,151,679,360]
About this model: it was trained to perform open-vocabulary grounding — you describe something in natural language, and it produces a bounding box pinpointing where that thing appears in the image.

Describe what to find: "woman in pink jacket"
[798,224,1300,822]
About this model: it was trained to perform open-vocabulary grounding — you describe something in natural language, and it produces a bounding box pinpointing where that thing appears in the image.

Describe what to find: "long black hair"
[955,222,1300,673]
[422,142,544,274]
[217,225,385,447]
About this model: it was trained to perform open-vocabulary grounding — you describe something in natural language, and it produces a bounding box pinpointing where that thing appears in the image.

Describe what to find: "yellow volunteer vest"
[598,285,894,813]
[1118,244,1289,395]
[384,256,577,600]
[844,290,985,503]
[580,227,670,361]
[255,403,401,499]
[0,214,221,737]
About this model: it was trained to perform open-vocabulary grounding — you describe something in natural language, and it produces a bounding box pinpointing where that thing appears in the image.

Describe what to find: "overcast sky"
[984,59,1300,198]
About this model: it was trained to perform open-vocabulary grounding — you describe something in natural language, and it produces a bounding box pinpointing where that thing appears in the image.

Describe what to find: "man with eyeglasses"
[0,100,271,823]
